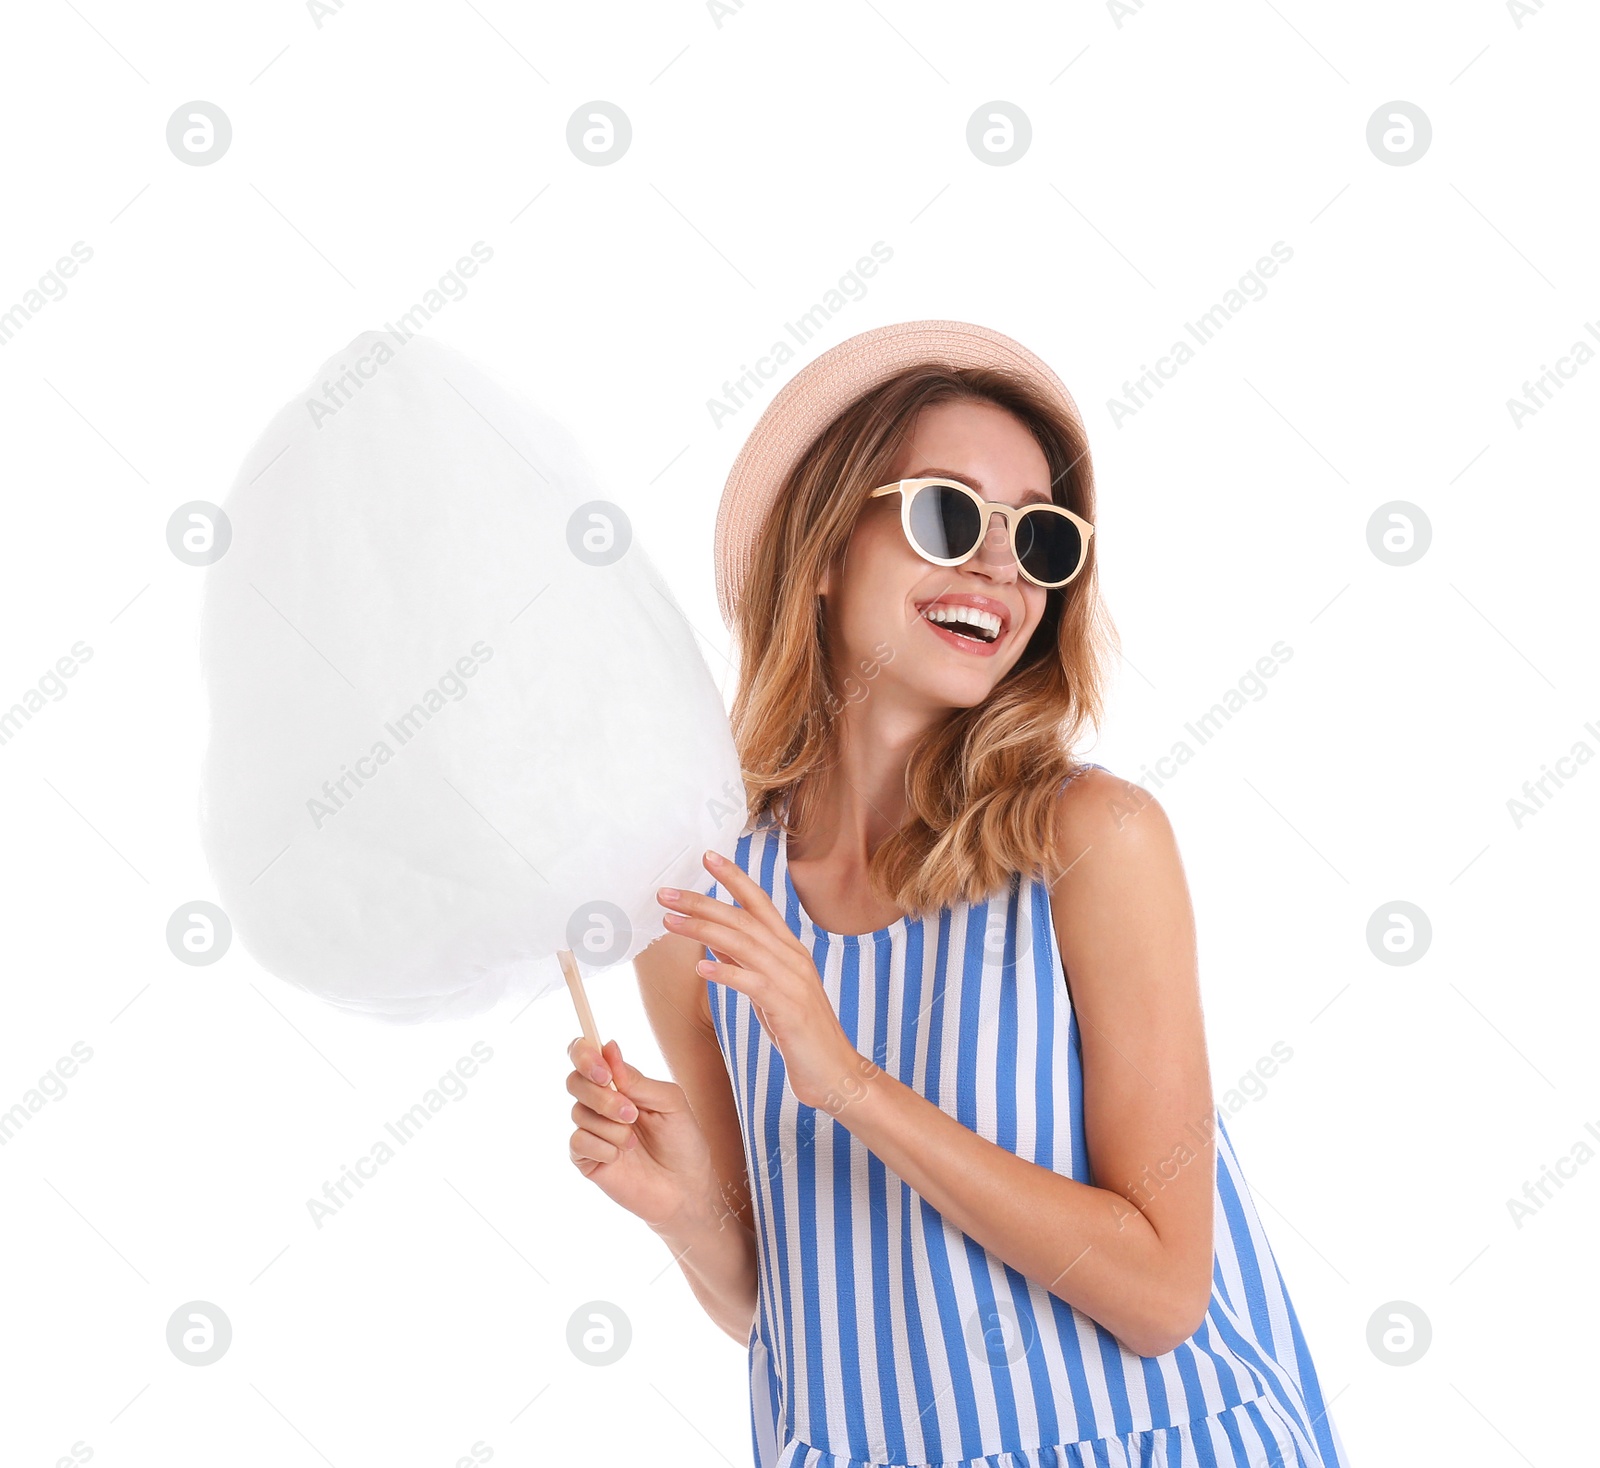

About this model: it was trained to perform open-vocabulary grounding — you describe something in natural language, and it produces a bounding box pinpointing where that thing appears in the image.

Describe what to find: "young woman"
[566,321,1350,1468]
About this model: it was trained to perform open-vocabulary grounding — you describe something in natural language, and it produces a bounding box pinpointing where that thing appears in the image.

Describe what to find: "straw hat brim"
[713,318,1086,632]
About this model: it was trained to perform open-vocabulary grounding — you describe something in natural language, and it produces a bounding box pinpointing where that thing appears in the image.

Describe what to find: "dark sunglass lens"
[1015,510,1083,585]
[908,483,983,560]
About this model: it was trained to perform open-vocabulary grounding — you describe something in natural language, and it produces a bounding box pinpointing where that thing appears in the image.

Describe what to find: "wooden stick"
[558,946,617,1092]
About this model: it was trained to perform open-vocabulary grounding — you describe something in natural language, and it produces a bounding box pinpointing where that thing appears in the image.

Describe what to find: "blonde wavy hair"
[729,364,1121,915]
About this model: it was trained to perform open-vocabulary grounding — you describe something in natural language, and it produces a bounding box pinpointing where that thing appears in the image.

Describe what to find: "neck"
[788,692,935,868]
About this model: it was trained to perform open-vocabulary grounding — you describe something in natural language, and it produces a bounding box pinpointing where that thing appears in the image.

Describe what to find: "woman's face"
[819,397,1056,716]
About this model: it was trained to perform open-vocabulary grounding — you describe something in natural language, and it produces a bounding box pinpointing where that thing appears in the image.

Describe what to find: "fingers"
[569,1127,627,1170]
[566,1062,639,1124]
[602,1040,692,1115]
[698,848,786,925]
[566,1035,614,1087]
[571,1098,638,1151]
[567,1038,640,1172]
[567,1036,689,1117]
[658,878,788,961]
[659,905,777,973]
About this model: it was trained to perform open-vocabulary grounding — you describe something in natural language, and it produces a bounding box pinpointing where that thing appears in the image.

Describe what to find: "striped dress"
[701,769,1351,1468]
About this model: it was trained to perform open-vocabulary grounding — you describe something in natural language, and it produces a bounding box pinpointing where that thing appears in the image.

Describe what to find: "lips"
[921,616,1001,656]
[915,593,1012,642]
[914,593,1015,659]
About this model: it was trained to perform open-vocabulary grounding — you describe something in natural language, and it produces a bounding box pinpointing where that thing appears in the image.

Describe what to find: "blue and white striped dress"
[702,771,1351,1468]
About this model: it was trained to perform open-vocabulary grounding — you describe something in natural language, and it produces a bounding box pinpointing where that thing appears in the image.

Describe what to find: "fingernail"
[663,912,684,925]
[704,849,723,865]
[619,1102,637,1121]
[658,886,680,900]
[590,1065,611,1084]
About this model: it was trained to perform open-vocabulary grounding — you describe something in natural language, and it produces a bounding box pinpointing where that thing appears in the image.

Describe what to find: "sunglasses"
[867,478,1094,590]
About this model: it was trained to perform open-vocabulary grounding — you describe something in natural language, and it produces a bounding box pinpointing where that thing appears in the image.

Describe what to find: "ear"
[817,562,831,598]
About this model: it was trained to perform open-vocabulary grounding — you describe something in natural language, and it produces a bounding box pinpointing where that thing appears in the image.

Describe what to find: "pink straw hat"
[713,318,1086,632]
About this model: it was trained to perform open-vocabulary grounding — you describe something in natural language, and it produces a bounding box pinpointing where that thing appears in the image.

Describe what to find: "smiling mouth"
[920,605,1003,644]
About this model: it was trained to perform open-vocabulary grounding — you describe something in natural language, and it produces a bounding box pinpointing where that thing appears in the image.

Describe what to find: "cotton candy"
[197,329,745,1022]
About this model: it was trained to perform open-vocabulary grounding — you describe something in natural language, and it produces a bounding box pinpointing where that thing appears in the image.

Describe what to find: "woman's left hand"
[658,850,872,1113]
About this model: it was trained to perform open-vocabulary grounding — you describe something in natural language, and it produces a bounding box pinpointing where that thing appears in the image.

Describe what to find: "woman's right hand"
[566,1036,719,1233]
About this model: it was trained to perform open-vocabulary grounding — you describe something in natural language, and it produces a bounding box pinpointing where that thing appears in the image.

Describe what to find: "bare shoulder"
[1044,765,1197,1008]
[1048,765,1182,886]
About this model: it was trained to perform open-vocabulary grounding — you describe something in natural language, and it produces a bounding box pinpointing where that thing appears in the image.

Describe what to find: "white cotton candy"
[197,329,745,1022]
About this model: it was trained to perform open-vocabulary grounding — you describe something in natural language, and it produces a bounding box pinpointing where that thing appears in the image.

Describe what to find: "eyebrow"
[910,467,1052,506]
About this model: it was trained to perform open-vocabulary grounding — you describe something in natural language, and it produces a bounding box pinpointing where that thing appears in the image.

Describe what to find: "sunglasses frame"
[867,477,1095,590]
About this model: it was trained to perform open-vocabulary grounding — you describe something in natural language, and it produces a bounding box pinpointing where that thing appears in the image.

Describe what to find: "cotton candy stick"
[560,946,617,1092]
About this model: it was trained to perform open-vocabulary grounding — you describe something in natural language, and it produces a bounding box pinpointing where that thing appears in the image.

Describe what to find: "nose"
[971,510,1019,580]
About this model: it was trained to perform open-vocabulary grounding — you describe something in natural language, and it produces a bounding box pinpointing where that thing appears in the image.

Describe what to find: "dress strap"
[1059,760,1108,794]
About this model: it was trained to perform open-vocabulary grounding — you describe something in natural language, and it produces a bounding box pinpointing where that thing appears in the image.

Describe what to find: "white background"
[2,1,1596,1464]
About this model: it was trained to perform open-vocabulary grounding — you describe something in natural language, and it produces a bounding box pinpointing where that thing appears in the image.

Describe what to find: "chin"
[916,665,1001,710]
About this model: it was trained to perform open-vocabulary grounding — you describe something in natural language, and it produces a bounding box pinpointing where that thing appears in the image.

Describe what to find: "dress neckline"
[776,824,915,943]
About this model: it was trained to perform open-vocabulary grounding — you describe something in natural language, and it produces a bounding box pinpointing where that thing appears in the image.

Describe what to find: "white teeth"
[922,604,1002,641]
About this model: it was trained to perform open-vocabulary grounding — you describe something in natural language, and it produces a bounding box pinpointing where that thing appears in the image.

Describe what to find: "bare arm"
[632,928,760,1345]
[831,771,1216,1356]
